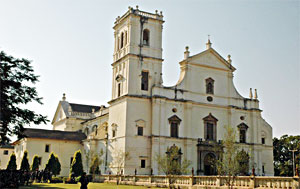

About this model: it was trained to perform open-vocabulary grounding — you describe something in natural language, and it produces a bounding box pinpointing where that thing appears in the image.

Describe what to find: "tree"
[31,155,40,171]
[45,152,61,176]
[155,144,191,176]
[216,125,243,189]
[273,135,300,176]
[0,51,48,144]
[70,150,84,177]
[89,149,104,176]
[6,153,17,170]
[236,149,250,176]
[110,148,130,175]
[20,150,30,171]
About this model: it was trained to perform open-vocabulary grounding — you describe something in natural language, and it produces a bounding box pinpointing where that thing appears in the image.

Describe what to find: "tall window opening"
[203,113,218,141]
[141,159,146,168]
[137,126,143,136]
[45,144,50,153]
[120,32,124,48]
[141,71,149,91]
[118,83,121,97]
[143,29,150,46]
[168,115,181,138]
[237,123,248,143]
[206,78,215,94]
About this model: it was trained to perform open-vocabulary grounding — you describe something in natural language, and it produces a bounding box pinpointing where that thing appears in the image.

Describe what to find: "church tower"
[111,6,164,99]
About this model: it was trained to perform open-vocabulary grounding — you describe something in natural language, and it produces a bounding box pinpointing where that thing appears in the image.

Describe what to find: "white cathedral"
[11,7,274,177]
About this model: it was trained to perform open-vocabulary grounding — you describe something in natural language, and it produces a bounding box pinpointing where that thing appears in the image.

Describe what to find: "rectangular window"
[262,165,265,174]
[3,150,8,155]
[112,130,116,138]
[240,130,246,143]
[206,123,214,140]
[38,157,42,165]
[170,122,178,138]
[141,159,146,168]
[70,157,74,166]
[117,83,121,97]
[137,127,143,136]
[141,71,149,91]
[45,144,50,153]
[262,138,265,144]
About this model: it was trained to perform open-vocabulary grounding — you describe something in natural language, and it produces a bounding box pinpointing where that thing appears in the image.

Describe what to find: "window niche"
[141,71,149,91]
[237,123,248,143]
[112,124,118,138]
[261,131,266,144]
[143,29,150,46]
[135,119,145,136]
[203,113,218,141]
[168,115,181,138]
[205,78,215,94]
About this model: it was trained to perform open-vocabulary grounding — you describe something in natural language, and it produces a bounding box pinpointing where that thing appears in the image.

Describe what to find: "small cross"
[208,35,210,40]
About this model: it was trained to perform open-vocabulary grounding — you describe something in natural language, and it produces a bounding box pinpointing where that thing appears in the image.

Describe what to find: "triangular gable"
[51,101,69,124]
[186,48,236,72]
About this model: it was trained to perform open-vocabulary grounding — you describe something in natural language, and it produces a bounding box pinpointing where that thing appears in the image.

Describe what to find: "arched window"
[84,127,89,136]
[206,78,215,94]
[168,115,181,138]
[203,113,218,141]
[120,32,124,48]
[143,29,150,46]
[237,123,248,143]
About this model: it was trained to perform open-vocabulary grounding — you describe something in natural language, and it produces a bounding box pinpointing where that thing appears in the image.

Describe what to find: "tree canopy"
[70,150,84,177]
[155,144,191,175]
[273,135,300,176]
[20,150,30,171]
[0,51,48,144]
[45,152,61,176]
[31,155,40,171]
[6,152,17,170]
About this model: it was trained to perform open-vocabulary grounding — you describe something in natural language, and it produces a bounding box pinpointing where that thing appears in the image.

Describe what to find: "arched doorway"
[204,153,216,175]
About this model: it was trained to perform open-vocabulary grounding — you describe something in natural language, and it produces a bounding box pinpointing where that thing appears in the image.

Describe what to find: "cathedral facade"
[35,7,274,176]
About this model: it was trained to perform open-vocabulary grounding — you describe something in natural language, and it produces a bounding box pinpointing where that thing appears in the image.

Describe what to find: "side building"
[13,129,86,176]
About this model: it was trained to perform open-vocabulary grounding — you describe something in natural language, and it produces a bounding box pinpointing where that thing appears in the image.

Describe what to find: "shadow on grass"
[20,183,78,189]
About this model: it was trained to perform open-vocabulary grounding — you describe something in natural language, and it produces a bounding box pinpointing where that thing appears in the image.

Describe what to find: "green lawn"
[20,182,163,189]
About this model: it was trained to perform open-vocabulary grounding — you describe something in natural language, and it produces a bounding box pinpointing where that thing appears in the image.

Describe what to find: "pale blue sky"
[0,0,299,138]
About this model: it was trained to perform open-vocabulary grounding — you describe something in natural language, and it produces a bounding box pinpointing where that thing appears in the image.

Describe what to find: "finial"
[206,35,212,49]
[249,88,253,99]
[160,11,163,16]
[254,89,258,99]
[184,46,190,59]
[62,93,66,101]
[227,54,232,64]
[128,6,131,10]
[136,5,139,10]
[155,10,158,14]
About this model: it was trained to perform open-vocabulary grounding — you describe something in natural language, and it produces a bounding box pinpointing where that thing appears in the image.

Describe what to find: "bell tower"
[111,6,164,100]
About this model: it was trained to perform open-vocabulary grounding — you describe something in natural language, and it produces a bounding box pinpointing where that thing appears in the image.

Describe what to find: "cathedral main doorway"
[204,153,216,175]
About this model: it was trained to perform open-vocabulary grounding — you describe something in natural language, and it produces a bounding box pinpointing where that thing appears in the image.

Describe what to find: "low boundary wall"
[94,175,300,189]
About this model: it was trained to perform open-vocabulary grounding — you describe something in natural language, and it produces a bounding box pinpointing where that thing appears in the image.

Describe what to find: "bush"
[50,177,63,183]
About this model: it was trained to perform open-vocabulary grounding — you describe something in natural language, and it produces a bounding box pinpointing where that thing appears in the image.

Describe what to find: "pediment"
[237,123,249,130]
[187,48,236,72]
[203,113,218,122]
[135,119,146,127]
[168,115,182,123]
[52,102,67,124]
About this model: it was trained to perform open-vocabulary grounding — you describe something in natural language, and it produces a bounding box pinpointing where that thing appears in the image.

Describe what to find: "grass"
[20,182,163,189]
